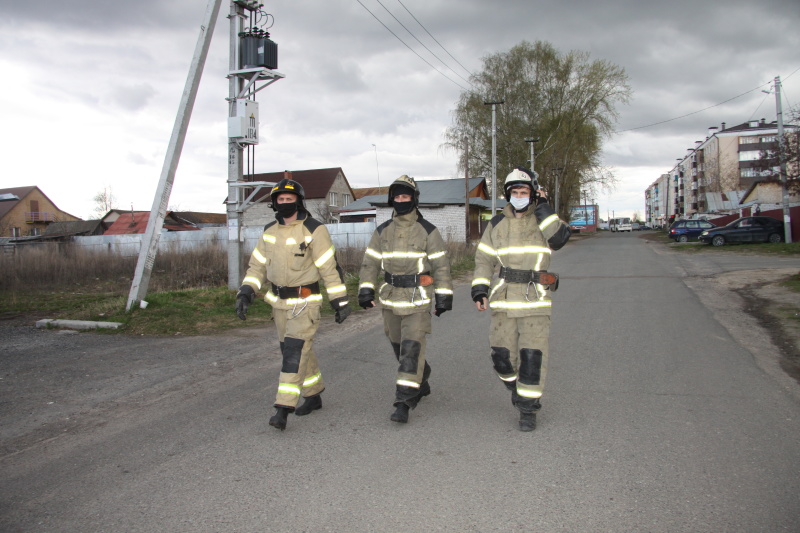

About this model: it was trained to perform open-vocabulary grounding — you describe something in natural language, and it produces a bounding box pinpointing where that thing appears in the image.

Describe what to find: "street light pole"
[774,76,792,243]
[525,137,539,173]
[371,144,381,188]
[484,100,503,215]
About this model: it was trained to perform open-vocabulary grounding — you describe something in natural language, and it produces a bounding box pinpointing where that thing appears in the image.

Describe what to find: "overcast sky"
[1,0,798,220]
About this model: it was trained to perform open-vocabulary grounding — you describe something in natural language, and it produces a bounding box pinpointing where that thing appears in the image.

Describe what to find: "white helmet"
[503,167,539,201]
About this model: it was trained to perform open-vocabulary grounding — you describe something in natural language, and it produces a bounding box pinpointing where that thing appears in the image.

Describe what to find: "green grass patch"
[666,241,800,256]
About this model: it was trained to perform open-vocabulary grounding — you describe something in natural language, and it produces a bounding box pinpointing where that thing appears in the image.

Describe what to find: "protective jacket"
[359,210,453,316]
[472,199,570,318]
[242,212,348,310]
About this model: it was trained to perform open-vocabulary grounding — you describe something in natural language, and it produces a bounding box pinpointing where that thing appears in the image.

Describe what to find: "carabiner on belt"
[525,281,541,302]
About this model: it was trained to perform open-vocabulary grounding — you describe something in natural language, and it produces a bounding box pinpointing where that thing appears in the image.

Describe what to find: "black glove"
[434,293,453,317]
[471,284,489,303]
[330,297,351,324]
[236,285,255,321]
[358,288,375,309]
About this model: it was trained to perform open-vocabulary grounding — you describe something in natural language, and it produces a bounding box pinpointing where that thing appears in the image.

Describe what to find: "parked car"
[669,219,716,242]
[639,224,652,230]
[698,216,785,246]
[631,222,641,231]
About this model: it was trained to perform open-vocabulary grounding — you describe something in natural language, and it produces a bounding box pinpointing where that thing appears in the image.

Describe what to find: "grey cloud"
[106,83,157,112]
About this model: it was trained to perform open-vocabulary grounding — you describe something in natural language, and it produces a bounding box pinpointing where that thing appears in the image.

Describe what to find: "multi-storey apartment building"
[646,119,798,222]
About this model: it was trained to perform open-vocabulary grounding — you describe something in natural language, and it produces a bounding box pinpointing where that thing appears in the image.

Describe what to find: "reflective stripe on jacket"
[241,213,347,311]
[472,202,569,317]
[359,210,453,316]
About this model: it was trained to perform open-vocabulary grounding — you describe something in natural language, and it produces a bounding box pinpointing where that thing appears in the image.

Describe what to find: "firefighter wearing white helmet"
[235,177,351,431]
[471,167,571,431]
[358,175,453,424]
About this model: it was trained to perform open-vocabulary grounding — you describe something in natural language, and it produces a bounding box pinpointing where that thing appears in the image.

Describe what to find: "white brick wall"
[375,205,466,243]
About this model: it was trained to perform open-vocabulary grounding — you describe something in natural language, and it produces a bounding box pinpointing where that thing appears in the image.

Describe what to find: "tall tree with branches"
[443,41,631,219]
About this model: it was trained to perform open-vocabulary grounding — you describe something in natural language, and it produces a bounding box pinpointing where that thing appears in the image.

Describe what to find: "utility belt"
[499,266,559,290]
[271,281,320,299]
[384,271,433,288]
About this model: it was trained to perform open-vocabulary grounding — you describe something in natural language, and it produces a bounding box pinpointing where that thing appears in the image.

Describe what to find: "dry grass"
[0,242,228,295]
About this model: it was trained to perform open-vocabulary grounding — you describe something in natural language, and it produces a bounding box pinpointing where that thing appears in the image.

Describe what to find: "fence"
[25,221,378,257]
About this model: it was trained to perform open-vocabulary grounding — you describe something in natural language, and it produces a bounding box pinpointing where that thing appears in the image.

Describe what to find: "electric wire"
[615,80,772,133]
[395,0,474,80]
[374,0,473,86]
[355,0,471,92]
[618,66,800,134]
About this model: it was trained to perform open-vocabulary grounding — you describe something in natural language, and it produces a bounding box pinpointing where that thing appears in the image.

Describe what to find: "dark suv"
[698,216,785,246]
[669,219,716,242]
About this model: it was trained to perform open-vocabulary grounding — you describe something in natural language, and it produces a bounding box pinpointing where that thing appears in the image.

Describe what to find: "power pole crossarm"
[126,0,223,311]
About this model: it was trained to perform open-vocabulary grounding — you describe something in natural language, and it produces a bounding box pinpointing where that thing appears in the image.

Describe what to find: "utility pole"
[484,100,503,215]
[525,137,539,173]
[464,135,470,243]
[551,168,563,213]
[372,144,381,187]
[774,75,792,243]
[226,1,284,289]
[127,0,223,311]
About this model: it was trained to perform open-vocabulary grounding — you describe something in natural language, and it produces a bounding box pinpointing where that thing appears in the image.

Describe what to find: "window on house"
[329,192,337,206]
[11,227,20,237]
[739,136,760,145]
[738,151,761,161]
[342,194,351,206]
[29,227,41,236]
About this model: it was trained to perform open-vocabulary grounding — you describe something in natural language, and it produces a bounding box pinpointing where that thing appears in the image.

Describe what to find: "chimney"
[284,170,292,180]
[721,122,726,131]
[760,117,766,126]
[707,126,718,139]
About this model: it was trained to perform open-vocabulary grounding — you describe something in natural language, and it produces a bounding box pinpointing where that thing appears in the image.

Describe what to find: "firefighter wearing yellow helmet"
[358,175,453,424]
[235,178,351,431]
[471,167,571,431]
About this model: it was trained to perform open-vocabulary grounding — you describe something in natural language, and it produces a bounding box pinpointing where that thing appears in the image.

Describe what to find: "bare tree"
[92,186,117,218]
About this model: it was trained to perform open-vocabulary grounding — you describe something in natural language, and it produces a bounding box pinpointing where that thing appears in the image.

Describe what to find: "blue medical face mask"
[509,196,530,211]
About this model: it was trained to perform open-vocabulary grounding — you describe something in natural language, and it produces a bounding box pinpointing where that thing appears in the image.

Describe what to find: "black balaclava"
[392,184,416,215]
[275,201,299,219]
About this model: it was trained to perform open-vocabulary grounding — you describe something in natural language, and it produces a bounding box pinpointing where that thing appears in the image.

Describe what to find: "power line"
[373,0,473,87]
[355,0,471,92]
[615,80,772,133]
[618,66,800,134]
[395,0,474,80]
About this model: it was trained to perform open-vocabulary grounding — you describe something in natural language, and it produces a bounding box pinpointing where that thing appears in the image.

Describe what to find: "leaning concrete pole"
[127,0,223,311]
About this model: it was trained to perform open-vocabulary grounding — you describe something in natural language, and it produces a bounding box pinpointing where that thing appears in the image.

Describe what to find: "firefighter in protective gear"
[471,167,570,431]
[358,175,453,424]
[236,178,351,431]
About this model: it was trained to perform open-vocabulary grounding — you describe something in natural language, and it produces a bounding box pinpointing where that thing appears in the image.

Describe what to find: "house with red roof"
[240,168,356,226]
[104,212,201,235]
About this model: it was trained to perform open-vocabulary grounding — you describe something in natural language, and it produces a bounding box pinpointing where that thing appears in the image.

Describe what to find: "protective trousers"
[272,305,325,408]
[382,309,432,406]
[489,314,550,412]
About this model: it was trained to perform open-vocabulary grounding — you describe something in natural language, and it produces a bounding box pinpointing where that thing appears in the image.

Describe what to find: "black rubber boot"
[518,411,537,432]
[510,388,519,407]
[294,394,322,416]
[390,403,410,423]
[269,406,291,431]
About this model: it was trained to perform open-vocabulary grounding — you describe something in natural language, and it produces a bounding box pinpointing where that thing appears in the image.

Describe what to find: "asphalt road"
[2,233,800,531]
